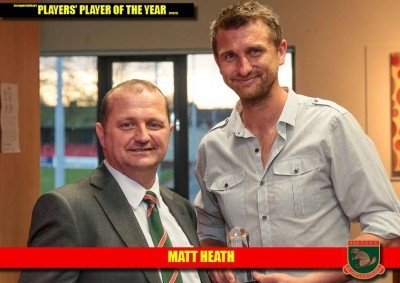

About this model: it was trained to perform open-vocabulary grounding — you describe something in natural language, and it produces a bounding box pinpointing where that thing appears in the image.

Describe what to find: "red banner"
[0,247,399,269]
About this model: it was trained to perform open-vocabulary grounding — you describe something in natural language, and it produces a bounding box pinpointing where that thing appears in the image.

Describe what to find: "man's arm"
[18,192,81,283]
[330,112,400,238]
[355,232,400,246]
[194,142,228,245]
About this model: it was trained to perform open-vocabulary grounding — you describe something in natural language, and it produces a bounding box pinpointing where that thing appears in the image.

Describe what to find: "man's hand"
[252,271,300,283]
[207,269,236,283]
[201,238,236,282]
[252,271,350,283]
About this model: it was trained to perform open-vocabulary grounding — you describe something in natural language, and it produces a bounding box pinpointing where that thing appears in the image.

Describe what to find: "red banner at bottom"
[0,247,399,269]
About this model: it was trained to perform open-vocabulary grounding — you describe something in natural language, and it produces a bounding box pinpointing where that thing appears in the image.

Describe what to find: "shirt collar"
[278,88,298,127]
[228,101,253,138]
[103,160,161,210]
[227,88,298,137]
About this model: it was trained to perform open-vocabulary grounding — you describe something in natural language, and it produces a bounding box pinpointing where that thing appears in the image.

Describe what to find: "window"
[40,56,98,193]
[40,48,295,199]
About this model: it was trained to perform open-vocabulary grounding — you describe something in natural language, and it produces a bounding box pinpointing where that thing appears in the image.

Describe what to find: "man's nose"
[134,126,150,142]
[238,57,252,76]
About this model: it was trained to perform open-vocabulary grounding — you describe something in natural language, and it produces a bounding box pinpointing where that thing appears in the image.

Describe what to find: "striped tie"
[143,191,182,283]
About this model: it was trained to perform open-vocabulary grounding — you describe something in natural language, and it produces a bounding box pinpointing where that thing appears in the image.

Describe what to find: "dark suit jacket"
[19,162,210,283]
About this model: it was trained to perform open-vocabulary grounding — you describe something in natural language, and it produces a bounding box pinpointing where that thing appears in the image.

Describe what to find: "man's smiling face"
[96,89,173,177]
[214,19,286,103]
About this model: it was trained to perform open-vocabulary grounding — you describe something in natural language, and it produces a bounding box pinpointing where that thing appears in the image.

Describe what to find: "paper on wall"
[1,83,20,153]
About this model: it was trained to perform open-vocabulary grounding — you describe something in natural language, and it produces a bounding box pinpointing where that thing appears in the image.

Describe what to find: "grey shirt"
[194,89,400,249]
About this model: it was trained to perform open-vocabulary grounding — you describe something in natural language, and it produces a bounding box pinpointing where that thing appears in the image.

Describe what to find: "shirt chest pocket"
[273,156,320,217]
[209,170,247,228]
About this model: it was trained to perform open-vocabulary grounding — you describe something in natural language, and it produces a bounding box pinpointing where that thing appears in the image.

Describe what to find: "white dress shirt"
[104,160,201,283]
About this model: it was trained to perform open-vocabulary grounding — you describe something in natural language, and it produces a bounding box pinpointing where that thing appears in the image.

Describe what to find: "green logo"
[343,240,385,280]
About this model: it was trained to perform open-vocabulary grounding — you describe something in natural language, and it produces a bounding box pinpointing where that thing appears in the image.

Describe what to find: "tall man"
[20,79,210,283]
[194,2,400,282]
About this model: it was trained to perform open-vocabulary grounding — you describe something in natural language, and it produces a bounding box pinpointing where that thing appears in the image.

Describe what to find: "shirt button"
[260,181,264,186]
[294,168,299,174]
[262,215,268,221]
[255,148,259,153]
[224,183,229,188]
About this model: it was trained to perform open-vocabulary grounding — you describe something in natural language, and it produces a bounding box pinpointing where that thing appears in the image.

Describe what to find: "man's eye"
[148,122,162,129]
[224,53,236,61]
[249,49,261,56]
[121,122,133,129]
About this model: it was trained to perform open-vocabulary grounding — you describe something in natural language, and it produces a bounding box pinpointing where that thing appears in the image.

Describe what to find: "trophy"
[227,227,255,283]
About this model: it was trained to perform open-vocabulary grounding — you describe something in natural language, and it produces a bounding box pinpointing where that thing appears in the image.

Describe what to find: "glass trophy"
[227,227,256,283]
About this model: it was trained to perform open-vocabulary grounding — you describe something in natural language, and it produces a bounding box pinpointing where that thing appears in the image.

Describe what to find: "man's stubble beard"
[232,77,276,108]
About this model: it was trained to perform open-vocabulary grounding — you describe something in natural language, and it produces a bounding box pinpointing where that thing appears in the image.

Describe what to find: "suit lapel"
[90,165,206,283]
[88,164,164,283]
[90,163,148,247]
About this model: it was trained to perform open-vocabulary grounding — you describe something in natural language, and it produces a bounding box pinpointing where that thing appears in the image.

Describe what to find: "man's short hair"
[99,79,170,126]
[210,1,282,54]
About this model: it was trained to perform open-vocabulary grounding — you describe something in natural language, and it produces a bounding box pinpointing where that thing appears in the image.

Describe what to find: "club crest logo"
[343,240,385,280]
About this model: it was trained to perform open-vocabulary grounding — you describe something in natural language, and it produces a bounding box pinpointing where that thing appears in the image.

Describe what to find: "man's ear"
[95,122,105,148]
[278,39,288,66]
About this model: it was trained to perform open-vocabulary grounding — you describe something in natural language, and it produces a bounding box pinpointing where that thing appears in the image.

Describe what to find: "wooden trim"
[0,16,40,282]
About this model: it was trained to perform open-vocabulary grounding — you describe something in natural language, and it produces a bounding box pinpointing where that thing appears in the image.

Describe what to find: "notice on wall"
[1,83,20,153]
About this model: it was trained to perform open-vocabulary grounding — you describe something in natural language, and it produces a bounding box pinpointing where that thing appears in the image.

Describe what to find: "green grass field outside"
[41,167,174,194]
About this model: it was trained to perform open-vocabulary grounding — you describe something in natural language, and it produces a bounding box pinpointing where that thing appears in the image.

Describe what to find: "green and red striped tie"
[143,191,183,283]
